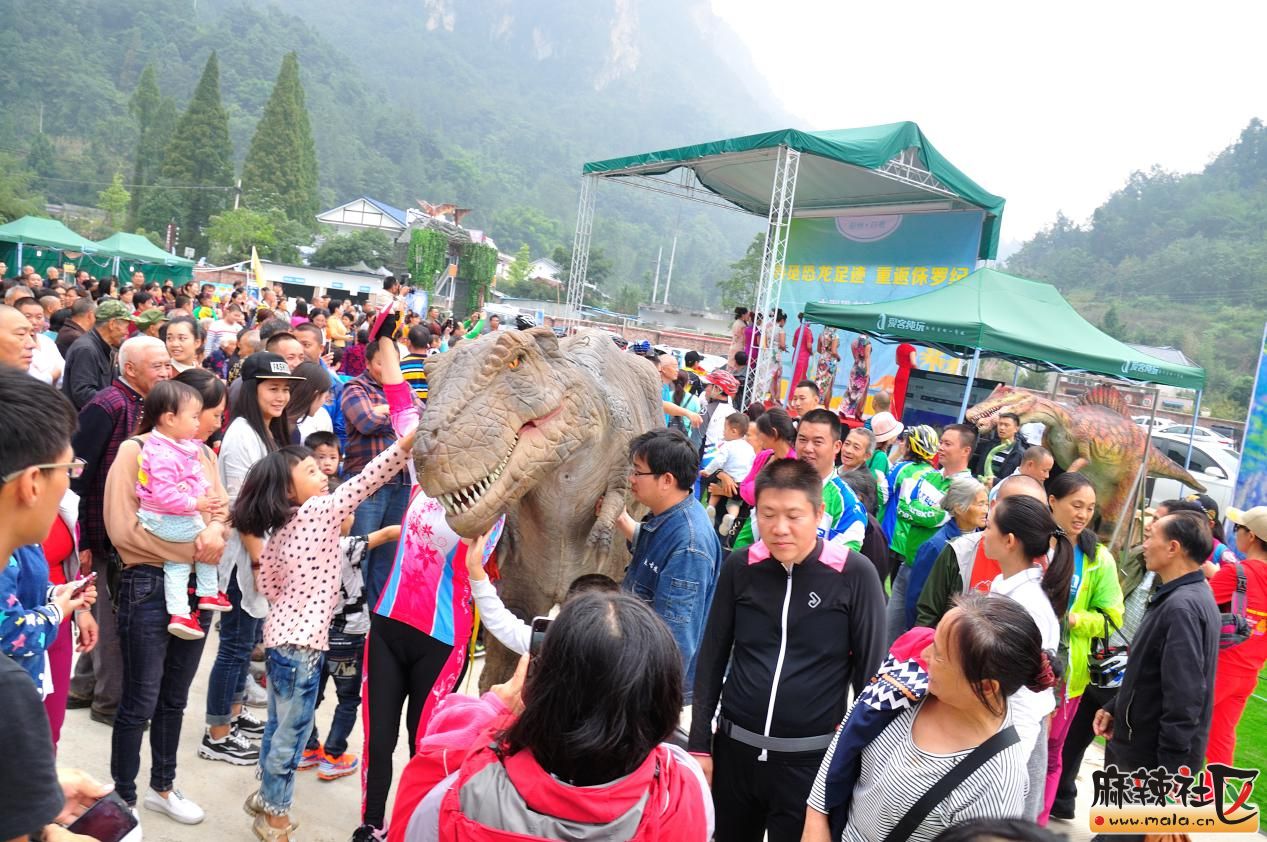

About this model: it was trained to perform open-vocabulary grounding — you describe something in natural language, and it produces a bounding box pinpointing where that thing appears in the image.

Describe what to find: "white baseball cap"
[1227,506,1267,542]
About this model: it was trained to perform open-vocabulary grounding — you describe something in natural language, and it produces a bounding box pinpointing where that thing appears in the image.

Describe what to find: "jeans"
[884,563,913,647]
[305,628,365,758]
[205,576,262,726]
[351,481,410,611]
[163,562,218,616]
[260,645,324,815]
[111,565,209,804]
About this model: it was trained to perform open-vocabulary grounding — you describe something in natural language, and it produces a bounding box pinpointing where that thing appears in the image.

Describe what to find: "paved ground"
[57,630,1241,840]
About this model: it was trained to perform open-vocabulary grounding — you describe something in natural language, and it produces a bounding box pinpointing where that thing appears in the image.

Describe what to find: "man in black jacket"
[1094,511,1220,775]
[61,299,132,410]
[689,458,885,842]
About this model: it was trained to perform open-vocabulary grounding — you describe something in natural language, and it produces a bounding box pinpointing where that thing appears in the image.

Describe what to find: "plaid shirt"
[340,373,415,482]
[71,379,145,555]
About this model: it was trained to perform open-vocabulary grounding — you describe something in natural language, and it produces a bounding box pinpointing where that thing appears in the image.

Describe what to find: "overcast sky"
[712,0,1266,258]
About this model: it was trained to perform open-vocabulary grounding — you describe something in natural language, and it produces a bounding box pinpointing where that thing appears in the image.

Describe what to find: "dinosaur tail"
[1147,446,1207,493]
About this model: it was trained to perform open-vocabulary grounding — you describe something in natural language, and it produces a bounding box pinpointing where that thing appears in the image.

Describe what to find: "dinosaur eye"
[508,354,522,370]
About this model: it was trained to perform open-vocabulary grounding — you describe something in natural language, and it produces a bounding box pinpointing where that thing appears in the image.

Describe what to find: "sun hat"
[1227,506,1267,543]
[870,411,904,443]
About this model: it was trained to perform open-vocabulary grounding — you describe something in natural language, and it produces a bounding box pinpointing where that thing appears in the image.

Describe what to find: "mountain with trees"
[1005,118,1267,417]
[0,0,779,308]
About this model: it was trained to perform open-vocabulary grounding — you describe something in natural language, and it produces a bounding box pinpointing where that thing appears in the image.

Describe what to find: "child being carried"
[135,381,230,639]
[701,412,756,536]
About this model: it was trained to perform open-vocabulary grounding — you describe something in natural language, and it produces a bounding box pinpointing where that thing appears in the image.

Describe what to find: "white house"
[316,197,412,238]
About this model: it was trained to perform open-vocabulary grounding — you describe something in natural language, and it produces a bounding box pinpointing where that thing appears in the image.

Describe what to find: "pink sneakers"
[198,592,232,612]
[168,614,206,640]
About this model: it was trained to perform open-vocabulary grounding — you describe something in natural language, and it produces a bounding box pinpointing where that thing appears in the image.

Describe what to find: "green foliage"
[1005,118,1267,417]
[26,133,56,179]
[0,154,44,224]
[127,65,178,229]
[716,232,765,310]
[460,242,499,310]
[97,173,131,229]
[207,208,275,263]
[311,228,394,270]
[505,244,532,288]
[142,52,235,256]
[407,229,449,291]
[240,52,319,224]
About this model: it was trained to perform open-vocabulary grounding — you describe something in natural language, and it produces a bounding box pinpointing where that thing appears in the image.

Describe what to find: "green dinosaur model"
[415,327,664,685]
[966,384,1205,544]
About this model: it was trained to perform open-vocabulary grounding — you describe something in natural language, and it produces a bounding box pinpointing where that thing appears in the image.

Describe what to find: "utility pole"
[663,234,677,305]
[651,246,662,305]
[233,179,242,210]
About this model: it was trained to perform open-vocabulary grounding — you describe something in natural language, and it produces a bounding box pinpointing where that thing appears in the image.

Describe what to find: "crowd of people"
[0,264,1264,842]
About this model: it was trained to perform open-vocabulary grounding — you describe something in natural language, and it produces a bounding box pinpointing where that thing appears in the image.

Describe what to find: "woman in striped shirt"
[805,592,1054,842]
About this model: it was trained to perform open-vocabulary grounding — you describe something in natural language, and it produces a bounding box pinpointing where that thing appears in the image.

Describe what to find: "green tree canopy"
[126,65,178,229]
[98,173,131,230]
[715,232,764,310]
[0,154,44,224]
[310,228,394,269]
[142,52,234,256]
[207,208,275,264]
[240,52,319,225]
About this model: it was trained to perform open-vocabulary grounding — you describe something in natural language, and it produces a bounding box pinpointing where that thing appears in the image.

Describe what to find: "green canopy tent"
[583,122,1007,260]
[0,216,105,279]
[804,268,1208,466]
[94,231,195,285]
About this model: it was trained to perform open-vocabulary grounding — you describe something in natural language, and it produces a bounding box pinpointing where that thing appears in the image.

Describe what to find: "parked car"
[1154,424,1235,448]
[1145,433,1240,517]
[1132,415,1170,431]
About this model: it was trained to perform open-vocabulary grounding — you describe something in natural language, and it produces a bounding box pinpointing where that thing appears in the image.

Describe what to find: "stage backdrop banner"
[776,210,984,411]
[1232,322,1267,519]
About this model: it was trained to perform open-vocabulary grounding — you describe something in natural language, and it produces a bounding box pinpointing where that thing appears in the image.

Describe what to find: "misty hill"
[1004,119,1267,416]
[1,0,785,306]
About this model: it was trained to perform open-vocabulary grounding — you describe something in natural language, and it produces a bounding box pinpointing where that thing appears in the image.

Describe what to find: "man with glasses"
[614,429,722,700]
[66,336,172,726]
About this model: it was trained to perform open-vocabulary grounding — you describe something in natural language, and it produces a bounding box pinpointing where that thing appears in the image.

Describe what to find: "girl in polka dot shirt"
[229,427,415,840]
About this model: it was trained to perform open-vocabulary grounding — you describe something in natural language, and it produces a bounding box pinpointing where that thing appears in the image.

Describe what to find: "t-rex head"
[966,384,1040,432]
[415,327,596,537]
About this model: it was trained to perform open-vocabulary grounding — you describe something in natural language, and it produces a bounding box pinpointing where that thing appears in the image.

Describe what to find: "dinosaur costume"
[966,384,1204,545]
[415,327,663,685]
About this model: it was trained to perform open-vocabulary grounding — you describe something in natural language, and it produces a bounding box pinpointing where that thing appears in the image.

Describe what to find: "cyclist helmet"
[705,368,739,397]
[907,425,940,461]
[630,339,653,356]
[514,314,536,330]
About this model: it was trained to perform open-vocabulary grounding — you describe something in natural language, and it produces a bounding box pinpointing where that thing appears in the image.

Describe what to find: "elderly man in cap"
[62,299,134,410]
[132,308,168,339]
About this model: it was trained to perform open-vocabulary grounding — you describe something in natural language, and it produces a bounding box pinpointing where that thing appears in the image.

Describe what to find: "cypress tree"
[127,65,178,230]
[241,52,320,225]
[152,52,234,256]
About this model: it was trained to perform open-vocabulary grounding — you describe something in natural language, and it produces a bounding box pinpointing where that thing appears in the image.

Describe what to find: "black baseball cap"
[239,352,305,383]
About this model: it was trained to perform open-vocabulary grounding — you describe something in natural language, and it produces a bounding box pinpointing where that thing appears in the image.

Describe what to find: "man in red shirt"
[1207,506,1267,765]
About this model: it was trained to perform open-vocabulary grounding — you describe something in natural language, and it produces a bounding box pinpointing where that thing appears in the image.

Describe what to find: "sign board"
[1232,322,1267,519]
[183,247,195,259]
[901,368,1001,430]
[780,211,984,413]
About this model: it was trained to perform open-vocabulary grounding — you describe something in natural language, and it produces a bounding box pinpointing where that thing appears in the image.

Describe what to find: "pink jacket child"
[135,431,230,637]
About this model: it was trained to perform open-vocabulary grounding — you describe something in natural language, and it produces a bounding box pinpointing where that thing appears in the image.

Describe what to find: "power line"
[30,175,235,191]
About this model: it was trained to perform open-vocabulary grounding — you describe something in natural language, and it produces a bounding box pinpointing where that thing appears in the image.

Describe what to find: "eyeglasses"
[1,458,86,484]
[630,470,661,478]
[1234,523,1250,533]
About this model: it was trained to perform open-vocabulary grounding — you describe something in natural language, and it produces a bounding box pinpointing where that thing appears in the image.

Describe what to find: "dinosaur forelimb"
[589,467,631,549]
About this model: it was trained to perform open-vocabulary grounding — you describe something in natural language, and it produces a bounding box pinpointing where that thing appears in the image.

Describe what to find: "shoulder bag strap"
[882,725,1019,842]
[1235,563,1248,617]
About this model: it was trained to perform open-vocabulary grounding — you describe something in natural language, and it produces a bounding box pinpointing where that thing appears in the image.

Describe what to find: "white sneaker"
[143,788,205,825]
[244,673,268,708]
[718,512,736,536]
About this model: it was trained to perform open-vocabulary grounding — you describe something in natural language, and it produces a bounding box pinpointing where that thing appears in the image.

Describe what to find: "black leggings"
[361,614,453,828]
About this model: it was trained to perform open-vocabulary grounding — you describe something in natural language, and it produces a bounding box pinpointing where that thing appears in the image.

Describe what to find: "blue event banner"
[771,210,984,414]
[1233,322,1267,518]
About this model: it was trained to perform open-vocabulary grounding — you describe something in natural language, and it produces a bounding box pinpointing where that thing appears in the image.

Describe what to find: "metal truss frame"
[564,174,597,329]
[750,145,801,403]
[874,147,957,198]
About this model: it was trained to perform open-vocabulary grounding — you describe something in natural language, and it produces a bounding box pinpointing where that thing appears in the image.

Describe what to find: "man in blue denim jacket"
[617,429,722,699]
